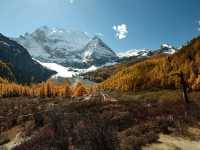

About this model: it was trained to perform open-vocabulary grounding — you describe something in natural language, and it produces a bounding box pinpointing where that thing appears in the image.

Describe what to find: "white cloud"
[197,20,200,31]
[113,24,128,40]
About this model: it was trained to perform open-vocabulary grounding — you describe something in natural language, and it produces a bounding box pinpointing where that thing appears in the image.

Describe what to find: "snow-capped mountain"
[14,26,118,68]
[14,26,90,66]
[82,36,118,66]
[13,26,178,80]
[117,49,150,58]
[155,44,177,54]
[117,44,177,59]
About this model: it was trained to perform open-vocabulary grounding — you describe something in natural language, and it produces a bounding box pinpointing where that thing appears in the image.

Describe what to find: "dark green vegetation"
[0,33,56,84]
[0,60,15,82]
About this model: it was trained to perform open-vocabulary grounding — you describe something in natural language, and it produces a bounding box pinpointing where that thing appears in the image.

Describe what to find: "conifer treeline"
[0,79,88,98]
[99,37,200,92]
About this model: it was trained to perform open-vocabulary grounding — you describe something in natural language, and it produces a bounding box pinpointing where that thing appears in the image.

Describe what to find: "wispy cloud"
[198,20,200,31]
[95,33,104,37]
[69,0,75,4]
[113,24,128,40]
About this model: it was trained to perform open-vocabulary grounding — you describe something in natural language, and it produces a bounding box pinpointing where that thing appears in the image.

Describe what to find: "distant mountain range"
[14,26,178,70]
[117,44,178,58]
[14,26,118,69]
[0,26,179,83]
[117,49,150,58]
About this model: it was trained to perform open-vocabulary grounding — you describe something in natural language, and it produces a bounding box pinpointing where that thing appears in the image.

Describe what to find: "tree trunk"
[180,72,190,104]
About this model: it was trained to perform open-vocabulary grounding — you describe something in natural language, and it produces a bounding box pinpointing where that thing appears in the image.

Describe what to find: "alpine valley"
[2,1,200,150]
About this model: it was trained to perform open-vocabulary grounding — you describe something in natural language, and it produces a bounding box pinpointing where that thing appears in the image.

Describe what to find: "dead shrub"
[120,124,158,150]
[74,114,120,150]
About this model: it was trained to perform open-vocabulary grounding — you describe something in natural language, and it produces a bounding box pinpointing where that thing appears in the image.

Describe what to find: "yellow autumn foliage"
[0,79,88,98]
[72,82,88,97]
[100,36,200,92]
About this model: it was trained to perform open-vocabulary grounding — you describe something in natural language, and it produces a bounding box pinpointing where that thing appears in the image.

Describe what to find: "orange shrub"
[72,82,88,97]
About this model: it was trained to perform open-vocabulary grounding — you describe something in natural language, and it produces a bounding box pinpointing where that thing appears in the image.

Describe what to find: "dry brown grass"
[1,90,200,150]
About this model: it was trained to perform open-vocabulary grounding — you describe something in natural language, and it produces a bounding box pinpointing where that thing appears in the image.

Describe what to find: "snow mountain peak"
[117,49,150,58]
[82,36,118,65]
[117,44,178,59]
[14,26,118,69]
[158,43,177,54]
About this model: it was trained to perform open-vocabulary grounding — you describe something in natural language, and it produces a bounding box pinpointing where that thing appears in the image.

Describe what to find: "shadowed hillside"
[0,60,15,82]
[0,33,56,84]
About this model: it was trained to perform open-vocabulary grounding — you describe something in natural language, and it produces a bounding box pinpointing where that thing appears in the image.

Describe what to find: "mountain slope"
[36,59,98,78]
[14,26,90,67]
[82,57,147,83]
[14,26,178,71]
[0,33,56,83]
[153,44,178,55]
[82,44,177,83]
[99,36,200,92]
[0,60,15,82]
[117,49,150,58]
[14,27,118,68]
[82,36,118,66]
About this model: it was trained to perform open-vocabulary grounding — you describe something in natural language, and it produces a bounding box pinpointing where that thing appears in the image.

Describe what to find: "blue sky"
[0,0,200,51]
